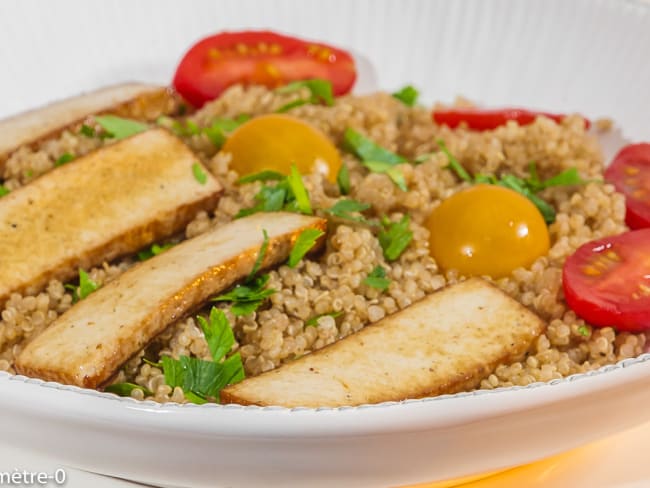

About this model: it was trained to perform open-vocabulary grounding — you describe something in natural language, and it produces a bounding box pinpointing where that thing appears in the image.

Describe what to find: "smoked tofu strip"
[221,278,546,408]
[0,83,176,169]
[15,213,327,389]
[0,128,221,302]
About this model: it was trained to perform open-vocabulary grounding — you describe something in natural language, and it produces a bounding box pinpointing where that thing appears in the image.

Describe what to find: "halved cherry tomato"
[604,143,650,229]
[426,185,550,278]
[562,229,650,332]
[173,30,357,107]
[222,114,341,181]
[432,108,591,130]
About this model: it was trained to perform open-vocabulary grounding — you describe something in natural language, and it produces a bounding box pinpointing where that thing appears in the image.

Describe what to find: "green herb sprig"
[55,153,75,167]
[288,228,325,267]
[392,85,419,107]
[276,79,335,112]
[64,269,100,303]
[378,215,413,261]
[305,311,343,327]
[137,243,175,261]
[437,140,589,224]
[343,128,408,191]
[363,265,391,291]
[0,185,9,198]
[94,115,148,140]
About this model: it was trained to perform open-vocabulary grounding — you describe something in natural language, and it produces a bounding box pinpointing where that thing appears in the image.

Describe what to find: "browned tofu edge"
[0,85,182,169]
[220,278,547,407]
[15,216,328,389]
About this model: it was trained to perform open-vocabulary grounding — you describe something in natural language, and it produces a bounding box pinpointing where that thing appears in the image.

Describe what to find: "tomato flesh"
[222,114,341,181]
[432,108,591,130]
[173,30,357,107]
[562,229,650,332]
[426,185,550,278]
[604,143,650,230]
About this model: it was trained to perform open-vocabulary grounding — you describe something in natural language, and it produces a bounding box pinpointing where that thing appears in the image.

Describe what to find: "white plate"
[0,1,649,487]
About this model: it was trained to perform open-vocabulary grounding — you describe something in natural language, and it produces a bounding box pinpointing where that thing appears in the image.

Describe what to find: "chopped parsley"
[286,164,312,214]
[94,115,148,140]
[378,215,413,261]
[105,382,153,397]
[305,311,343,327]
[324,199,371,224]
[211,274,276,316]
[0,185,9,197]
[437,140,589,224]
[343,128,406,165]
[343,128,408,191]
[24,169,33,179]
[247,229,269,281]
[578,325,590,337]
[159,307,245,404]
[237,170,285,184]
[64,269,100,303]
[413,152,435,164]
[192,163,208,184]
[236,165,312,218]
[203,115,250,148]
[55,153,75,167]
[79,124,95,137]
[363,265,391,291]
[276,79,335,112]
[212,230,276,316]
[392,85,419,107]
[362,160,408,191]
[336,164,350,195]
[288,228,325,267]
[137,243,174,261]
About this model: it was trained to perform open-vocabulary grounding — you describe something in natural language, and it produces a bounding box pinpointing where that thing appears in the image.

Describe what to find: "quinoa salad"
[1,30,648,407]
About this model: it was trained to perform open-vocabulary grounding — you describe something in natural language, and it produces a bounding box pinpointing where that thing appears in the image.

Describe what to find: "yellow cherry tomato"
[426,185,550,278]
[221,114,341,181]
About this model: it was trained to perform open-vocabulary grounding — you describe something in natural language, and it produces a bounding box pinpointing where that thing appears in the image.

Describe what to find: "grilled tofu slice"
[0,128,221,302]
[221,278,546,408]
[15,213,327,389]
[0,82,178,169]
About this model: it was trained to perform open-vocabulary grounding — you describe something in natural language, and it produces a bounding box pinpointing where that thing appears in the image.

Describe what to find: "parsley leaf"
[203,115,249,148]
[0,185,9,198]
[392,85,419,107]
[236,166,312,218]
[64,269,100,303]
[525,162,587,192]
[343,128,406,166]
[197,307,235,362]
[212,274,276,317]
[363,265,391,290]
[137,243,174,261]
[305,311,343,327]
[79,124,95,137]
[192,163,208,184]
[287,164,312,215]
[578,325,590,337]
[105,382,153,397]
[436,140,472,182]
[324,199,371,223]
[248,229,269,282]
[363,161,408,191]
[160,308,245,403]
[55,153,75,167]
[288,228,325,267]
[337,164,350,195]
[378,215,413,261]
[94,115,148,140]
[276,79,335,112]
[413,152,435,165]
[496,174,557,224]
[237,170,285,184]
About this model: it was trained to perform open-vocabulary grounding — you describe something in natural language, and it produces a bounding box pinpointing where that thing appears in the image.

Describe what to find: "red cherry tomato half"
[173,30,357,107]
[604,143,650,230]
[562,229,650,332]
[432,108,591,131]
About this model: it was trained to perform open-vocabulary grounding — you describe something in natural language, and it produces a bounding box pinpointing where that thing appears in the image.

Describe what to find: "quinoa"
[1,84,646,403]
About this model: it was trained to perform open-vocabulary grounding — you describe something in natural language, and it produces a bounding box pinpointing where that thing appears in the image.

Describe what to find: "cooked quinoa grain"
[1,85,646,403]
